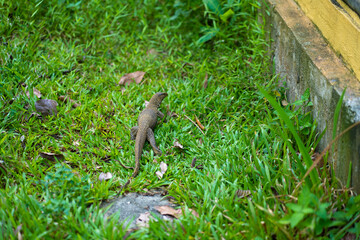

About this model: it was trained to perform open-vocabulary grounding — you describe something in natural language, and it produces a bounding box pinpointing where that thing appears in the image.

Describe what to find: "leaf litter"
[119,71,146,86]
[155,161,168,179]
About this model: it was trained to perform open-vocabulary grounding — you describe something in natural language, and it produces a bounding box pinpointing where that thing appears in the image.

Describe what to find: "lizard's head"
[149,92,168,107]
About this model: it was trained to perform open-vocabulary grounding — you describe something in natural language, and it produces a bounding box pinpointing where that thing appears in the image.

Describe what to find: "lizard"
[118,92,168,195]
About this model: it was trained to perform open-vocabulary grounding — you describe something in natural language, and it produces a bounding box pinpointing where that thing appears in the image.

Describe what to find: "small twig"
[184,115,205,135]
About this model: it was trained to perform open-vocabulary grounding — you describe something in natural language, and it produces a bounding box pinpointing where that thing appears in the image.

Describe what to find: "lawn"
[1,0,359,239]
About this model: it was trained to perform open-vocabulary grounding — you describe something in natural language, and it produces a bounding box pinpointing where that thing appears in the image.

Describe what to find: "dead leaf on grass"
[35,99,58,116]
[26,88,42,99]
[235,190,253,199]
[155,161,168,179]
[203,73,208,89]
[73,140,80,147]
[195,116,205,130]
[191,157,197,168]
[119,71,146,86]
[39,152,64,161]
[136,212,152,228]
[155,206,199,219]
[58,95,81,108]
[281,100,288,106]
[99,172,113,182]
[155,205,182,218]
[173,140,184,149]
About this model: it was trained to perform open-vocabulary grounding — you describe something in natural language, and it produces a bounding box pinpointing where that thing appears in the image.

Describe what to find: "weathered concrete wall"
[260,0,360,192]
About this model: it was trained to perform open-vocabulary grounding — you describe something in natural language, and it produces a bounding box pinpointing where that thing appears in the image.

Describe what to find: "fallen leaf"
[191,157,196,168]
[155,206,182,218]
[156,161,168,179]
[39,152,64,161]
[189,209,199,218]
[160,161,167,173]
[26,88,42,98]
[155,206,199,219]
[182,62,194,68]
[35,99,58,116]
[281,99,288,106]
[136,212,152,228]
[119,71,146,86]
[99,172,113,181]
[173,140,184,149]
[58,95,81,108]
[203,73,208,89]
[195,116,205,130]
[235,190,252,199]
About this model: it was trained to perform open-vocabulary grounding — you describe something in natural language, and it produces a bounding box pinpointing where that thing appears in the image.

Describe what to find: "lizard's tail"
[117,124,147,196]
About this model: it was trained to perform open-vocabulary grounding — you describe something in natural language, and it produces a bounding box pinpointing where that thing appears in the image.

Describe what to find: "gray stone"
[100,193,176,229]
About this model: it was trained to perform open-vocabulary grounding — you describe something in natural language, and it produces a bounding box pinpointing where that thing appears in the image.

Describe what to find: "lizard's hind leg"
[130,126,138,140]
[147,128,162,156]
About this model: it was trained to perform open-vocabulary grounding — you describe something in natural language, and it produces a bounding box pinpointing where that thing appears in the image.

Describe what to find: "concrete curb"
[260,0,360,192]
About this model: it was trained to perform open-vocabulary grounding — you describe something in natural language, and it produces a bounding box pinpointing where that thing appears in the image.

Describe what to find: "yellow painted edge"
[295,0,360,81]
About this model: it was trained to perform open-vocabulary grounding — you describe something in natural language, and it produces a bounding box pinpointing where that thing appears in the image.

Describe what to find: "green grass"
[1,0,359,239]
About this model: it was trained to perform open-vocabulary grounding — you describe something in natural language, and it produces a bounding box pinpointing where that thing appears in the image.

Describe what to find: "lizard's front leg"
[157,111,165,120]
[130,126,138,140]
[147,128,162,156]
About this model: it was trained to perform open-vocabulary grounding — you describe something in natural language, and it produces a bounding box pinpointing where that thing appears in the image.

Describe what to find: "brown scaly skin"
[118,92,168,195]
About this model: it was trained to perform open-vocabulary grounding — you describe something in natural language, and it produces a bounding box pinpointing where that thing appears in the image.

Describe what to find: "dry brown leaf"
[235,190,252,199]
[155,206,199,219]
[99,172,113,182]
[173,140,184,149]
[119,71,146,86]
[203,73,208,89]
[191,157,197,168]
[58,95,81,108]
[195,116,205,130]
[136,212,152,228]
[155,205,182,218]
[26,88,42,98]
[35,99,58,116]
[39,152,64,161]
[156,161,168,179]
[281,100,289,106]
